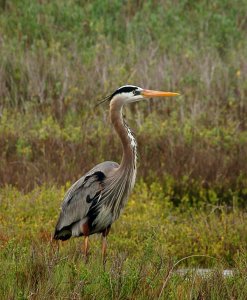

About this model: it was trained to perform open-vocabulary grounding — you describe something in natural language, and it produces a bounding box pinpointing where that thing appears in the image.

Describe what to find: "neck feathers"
[110,102,137,172]
[108,100,137,219]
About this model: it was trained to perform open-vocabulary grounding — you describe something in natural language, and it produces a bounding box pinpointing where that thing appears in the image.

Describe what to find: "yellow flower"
[236,70,241,77]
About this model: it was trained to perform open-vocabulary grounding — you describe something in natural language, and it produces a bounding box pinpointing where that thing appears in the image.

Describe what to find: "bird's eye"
[133,90,140,96]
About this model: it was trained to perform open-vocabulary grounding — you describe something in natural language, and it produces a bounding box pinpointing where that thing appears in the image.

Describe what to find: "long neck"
[110,102,137,172]
[105,100,137,220]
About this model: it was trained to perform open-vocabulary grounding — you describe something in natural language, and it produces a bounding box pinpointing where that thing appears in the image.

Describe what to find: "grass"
[1,247,247,299]
[1,108,247,196]
[0,0,247,298]
[0,0,246,195]
[1,184,247,299]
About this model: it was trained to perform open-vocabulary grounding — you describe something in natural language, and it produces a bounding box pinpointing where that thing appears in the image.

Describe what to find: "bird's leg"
[84,236,89,258]
[102,226,111,266]
[102,235,107,265]
[82,223,90,262]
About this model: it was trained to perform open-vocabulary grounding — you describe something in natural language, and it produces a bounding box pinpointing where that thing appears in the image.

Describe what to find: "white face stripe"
[109,85,144,105]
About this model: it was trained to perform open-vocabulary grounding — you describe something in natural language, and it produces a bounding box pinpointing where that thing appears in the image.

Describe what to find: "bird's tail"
[53,226,72,241]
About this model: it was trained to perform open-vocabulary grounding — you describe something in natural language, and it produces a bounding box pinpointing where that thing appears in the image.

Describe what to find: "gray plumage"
[54,161,120,240]
[53,85,179,258]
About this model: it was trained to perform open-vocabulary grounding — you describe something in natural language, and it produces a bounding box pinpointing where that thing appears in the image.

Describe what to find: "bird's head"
[108,85,180,106]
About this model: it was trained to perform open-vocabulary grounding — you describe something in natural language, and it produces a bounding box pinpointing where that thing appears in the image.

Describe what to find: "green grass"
[1,107,247,197]
[0,0,246,194]
[0,184,247,299]
[0,1,247,298]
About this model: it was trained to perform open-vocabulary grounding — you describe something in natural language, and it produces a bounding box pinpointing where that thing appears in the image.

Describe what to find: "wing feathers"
[54,171,105,239]
[54,161,119,240]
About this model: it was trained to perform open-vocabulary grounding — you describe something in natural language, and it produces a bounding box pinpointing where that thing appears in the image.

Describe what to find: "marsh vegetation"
[0,0,247,298]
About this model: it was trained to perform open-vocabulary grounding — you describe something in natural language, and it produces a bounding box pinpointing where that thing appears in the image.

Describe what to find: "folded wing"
[54,161,118,240]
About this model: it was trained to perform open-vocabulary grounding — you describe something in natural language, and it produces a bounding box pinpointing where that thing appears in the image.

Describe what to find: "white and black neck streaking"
[101,85,140,220]
[109,89,138,189]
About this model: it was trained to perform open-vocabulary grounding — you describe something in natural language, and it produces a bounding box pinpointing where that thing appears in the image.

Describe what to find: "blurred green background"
[0,0,246,199]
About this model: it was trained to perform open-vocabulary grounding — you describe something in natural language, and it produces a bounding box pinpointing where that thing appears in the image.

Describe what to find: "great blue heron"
[54,85,179,262]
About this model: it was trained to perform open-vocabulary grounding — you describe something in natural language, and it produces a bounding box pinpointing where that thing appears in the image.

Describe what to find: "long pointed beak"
[141,89,180,98]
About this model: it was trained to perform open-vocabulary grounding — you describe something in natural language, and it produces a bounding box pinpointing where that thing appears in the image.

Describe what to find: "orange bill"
[141,89,180,97]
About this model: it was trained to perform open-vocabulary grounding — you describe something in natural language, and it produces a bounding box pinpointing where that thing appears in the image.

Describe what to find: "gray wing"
[54,161,119,240]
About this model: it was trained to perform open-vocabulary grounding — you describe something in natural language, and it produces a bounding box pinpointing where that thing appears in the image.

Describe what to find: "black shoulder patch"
[84,171,105,183]
[94,171,106,181]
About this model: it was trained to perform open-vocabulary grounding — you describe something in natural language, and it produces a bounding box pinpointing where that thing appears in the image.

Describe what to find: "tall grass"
[1,184,247,299]
[0,1,246,195]
[0,2,247,298]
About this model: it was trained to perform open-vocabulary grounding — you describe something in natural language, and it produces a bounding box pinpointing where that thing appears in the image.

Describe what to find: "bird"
[53,85,179,263]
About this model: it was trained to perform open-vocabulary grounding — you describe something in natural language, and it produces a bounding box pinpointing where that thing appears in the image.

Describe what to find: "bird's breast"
[91,205,113,233]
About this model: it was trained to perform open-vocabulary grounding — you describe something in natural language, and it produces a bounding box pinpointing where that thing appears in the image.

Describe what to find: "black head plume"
[95,94,111,107]
[110,85,139,100]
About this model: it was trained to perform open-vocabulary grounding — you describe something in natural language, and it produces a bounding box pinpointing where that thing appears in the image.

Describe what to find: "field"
[0,0,247,299]
[1,184,247,299]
